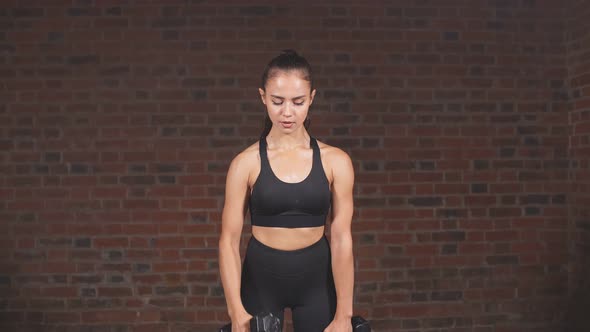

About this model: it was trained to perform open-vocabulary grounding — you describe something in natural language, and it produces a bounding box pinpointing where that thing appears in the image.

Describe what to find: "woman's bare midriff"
[252,225,326,251]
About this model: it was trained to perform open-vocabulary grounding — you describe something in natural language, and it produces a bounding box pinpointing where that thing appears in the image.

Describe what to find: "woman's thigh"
[240,234,336,331]
[291,285,337,332]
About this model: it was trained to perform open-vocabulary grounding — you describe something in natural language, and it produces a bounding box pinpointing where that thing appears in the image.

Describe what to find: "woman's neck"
[266,129,310,150]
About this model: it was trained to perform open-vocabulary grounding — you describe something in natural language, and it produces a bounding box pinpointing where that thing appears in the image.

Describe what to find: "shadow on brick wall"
[564,289,590,331]
[564,263,590,331]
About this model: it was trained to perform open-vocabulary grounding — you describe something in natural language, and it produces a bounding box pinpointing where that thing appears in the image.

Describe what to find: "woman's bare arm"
[328,147,355,320]
[219,151,251,319]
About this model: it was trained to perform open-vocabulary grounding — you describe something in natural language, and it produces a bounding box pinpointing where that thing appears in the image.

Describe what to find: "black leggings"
[240,234,337,332]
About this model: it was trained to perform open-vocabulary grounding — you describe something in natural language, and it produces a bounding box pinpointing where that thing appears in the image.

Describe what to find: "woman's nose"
[282,103,294,115]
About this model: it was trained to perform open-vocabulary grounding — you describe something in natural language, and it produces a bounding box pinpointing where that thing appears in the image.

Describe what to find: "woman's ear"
[309,89,316,105]
[258,88,266,105]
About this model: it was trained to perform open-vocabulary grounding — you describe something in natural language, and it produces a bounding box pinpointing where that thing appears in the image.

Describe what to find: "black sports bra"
[249,135,331,228]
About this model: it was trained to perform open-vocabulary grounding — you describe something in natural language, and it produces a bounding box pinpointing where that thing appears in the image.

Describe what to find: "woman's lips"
[280,121,293,128]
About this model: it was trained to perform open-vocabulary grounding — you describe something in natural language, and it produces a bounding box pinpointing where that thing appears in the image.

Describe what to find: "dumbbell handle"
[219,314,370,332]
[218,312,280,332]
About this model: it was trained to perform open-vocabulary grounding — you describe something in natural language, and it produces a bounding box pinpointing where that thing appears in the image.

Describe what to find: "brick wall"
[0,1,580,331]
[565,0,590,331]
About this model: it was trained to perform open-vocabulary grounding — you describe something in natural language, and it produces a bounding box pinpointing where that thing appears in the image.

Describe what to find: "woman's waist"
[251,225,326,252]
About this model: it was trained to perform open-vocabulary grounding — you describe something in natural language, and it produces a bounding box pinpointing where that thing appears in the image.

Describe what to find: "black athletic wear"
[240,234,337,332]
[240,135,337,331]
[249,135,331,228]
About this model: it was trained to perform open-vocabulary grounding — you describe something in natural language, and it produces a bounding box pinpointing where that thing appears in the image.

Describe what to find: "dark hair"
[260,49,313,138]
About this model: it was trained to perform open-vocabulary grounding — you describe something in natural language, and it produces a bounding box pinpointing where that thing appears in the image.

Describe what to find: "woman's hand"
[231,311,253,332]
[324,315,352,332]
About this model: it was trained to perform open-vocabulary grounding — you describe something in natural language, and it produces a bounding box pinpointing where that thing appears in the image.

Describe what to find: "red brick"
[152,236,186,248]
[40,287,78,297]
[1,1,584,331]
[98,287,133,297]
[123,224,158,235]
[45,312,81,323]
[82,310,137,323]
[406,244,438,255]
[152,262,187,273]
[94,238,129,248]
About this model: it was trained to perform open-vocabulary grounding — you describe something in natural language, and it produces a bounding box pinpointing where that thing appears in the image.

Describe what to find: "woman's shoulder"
[230,139,260,168]
[314,137,352,163]
[230,141,258,173]
[314,138,354,183]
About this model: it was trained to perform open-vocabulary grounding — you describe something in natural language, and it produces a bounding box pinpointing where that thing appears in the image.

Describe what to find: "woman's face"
[258,70,316,133]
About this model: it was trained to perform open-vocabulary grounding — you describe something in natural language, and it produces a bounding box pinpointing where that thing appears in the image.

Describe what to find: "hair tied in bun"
[281,49,298,56]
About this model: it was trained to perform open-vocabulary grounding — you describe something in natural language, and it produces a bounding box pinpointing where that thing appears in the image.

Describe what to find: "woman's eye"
[271,100,304,106]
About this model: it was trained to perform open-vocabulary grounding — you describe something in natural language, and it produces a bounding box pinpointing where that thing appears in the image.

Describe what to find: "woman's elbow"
[219,230,241,249]
[330,228,353,247]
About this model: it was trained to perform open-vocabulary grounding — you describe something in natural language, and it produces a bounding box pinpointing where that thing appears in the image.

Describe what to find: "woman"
[219,50,355,332]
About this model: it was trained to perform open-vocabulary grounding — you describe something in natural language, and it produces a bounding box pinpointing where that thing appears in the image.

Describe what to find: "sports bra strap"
[258,135,270,173]
[310,137,320,168]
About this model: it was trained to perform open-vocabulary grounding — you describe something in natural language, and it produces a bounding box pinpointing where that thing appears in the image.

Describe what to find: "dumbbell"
[351,315,371,332]
[219,313,370,332]
[219,311,281,332]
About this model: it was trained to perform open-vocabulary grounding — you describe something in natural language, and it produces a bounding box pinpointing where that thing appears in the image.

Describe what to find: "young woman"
[219,50,355,332]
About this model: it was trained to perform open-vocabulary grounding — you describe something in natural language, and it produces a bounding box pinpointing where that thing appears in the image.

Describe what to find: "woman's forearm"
[330,230,354,319]
[218,236,247,318]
